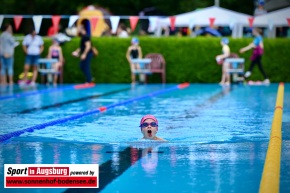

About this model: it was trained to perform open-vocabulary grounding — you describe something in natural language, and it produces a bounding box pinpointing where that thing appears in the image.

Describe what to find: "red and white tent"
[157,6,290,38]
[157,6,253,38]
[159,6,251,27]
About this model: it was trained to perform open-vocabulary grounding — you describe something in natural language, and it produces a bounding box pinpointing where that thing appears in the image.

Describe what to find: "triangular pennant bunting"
[148,16,158,32]
[13,16,23,31]
[129,16,139,32]
[110,16,120,34]
[0,15,4,29]
[32,16,43,34]
[287,18,290,26]
[68,15,79,28]
[209,17,215,28]
[170,16,176,31]
[52,15,61,32]
[91,17,98,32]
[248,17,254,27]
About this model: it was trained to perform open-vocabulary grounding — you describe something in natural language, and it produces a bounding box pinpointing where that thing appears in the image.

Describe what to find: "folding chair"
[144,53,166,83]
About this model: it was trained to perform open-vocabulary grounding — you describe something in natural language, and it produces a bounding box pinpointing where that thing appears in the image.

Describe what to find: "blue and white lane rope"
[0,83,189,142]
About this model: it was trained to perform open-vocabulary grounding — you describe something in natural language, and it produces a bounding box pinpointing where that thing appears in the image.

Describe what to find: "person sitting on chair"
[126,37,143,84]
[139,115,166,141]
[47,38,64,85]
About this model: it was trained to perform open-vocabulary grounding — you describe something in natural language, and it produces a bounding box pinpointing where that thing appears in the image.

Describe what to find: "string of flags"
[1,14,289,34]
[0,15,163,34]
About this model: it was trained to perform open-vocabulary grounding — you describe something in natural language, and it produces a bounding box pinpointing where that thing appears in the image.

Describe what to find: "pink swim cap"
[140,115,158,130]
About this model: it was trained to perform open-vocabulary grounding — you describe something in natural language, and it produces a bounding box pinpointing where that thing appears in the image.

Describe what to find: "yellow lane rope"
[259,82,284,193]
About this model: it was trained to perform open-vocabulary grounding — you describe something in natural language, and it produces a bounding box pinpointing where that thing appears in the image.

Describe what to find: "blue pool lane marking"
[0,83,95,101]
[0,83,190,142]
[18,87,132,114]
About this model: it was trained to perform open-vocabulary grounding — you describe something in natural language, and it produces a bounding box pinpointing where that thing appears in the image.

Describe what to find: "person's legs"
[31,55,40,83]
[22,55,32,82]
[220,62,230,84]
[130,63,136,83]
[220,64,225,84]
[53,61,61,85]
[53,74,58,85]
[6,57,14,85]
[80,53,93,83]
[136,63,145,83]
[0,75,7,85]
[255,56,268,79]
[31,65,38,83]
[224,62,231,84]
[244,59,257,78]
[0,57,7,85]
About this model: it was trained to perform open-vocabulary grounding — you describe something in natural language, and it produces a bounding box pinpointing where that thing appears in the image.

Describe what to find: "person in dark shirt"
[72,24,93,83]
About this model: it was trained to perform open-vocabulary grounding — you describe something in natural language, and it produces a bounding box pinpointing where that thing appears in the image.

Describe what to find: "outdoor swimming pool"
[0,83,289,193]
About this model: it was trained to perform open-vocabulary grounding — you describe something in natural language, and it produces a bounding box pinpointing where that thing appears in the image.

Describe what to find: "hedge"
[12,37,290,83]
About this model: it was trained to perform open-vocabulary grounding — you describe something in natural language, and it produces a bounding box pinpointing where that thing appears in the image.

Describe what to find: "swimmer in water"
[139,115,165,141]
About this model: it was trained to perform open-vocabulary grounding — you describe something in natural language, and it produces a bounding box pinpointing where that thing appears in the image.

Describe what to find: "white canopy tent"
[254,7,290,26]
[253,7,290,38]
[157,6,253,38]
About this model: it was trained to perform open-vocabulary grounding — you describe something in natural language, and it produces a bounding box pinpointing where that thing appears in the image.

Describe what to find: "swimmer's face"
[141,118,158,140]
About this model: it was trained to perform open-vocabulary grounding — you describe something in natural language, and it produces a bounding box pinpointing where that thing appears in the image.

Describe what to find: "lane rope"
[0,83,190,142]
[259,82,284,193]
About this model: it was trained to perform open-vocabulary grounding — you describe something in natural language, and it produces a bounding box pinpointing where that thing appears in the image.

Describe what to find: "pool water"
[0,83,289,193]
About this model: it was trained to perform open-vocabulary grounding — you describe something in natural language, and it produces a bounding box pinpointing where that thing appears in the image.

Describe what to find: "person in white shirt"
[20,29,44,86]
[117,23,129,38]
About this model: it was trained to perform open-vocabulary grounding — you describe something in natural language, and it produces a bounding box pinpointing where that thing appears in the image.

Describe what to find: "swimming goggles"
[140,122,158,128]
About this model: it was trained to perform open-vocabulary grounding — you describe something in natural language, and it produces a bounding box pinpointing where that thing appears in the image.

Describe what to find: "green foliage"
[0,0,254,16]
[12,37,290,83]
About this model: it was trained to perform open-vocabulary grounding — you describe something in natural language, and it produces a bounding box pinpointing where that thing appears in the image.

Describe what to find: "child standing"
[216,38,231,85]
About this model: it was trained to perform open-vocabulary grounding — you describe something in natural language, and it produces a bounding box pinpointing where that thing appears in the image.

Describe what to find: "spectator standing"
[72,24,94,83]
[0,24,18,85]
[20,28,44,86]
[240,28,270,84]
[117,23,129,38]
